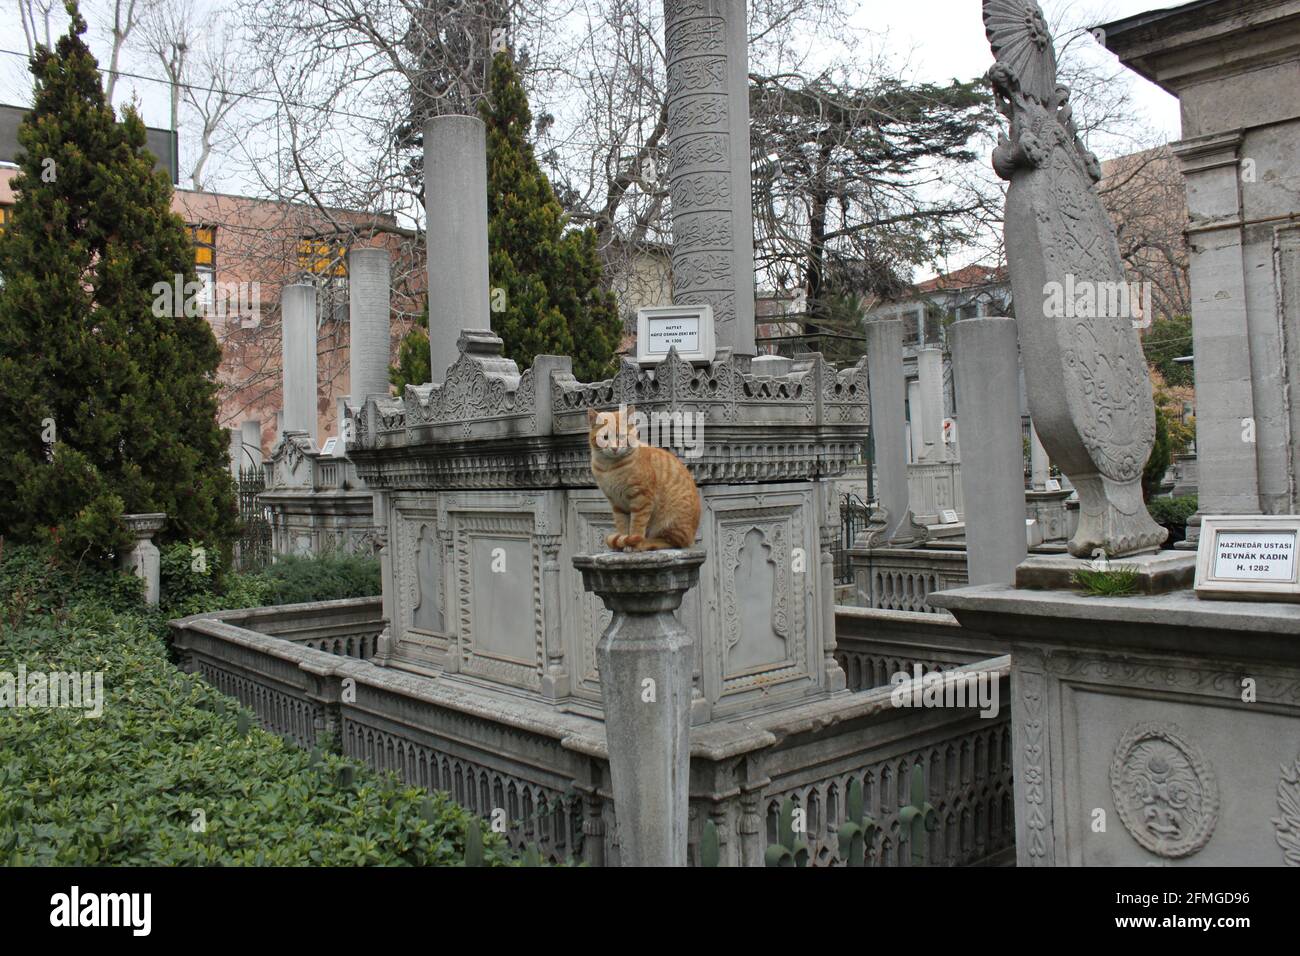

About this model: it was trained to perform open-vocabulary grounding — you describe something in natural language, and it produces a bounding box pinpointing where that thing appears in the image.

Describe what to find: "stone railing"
[760,667,1014,867]
[849,546,970,613]
[171,600,1015,866]
[834,605,1006,690]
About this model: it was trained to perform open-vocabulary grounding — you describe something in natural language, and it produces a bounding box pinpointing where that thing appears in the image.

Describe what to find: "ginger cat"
[588,405,701,552]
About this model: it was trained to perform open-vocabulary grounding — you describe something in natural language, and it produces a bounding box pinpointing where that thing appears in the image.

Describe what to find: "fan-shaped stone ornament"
[985,0,1166,557]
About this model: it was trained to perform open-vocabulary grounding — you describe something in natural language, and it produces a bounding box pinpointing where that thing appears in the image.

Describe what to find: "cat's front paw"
[606,533,626,550]
[622,534,644,551]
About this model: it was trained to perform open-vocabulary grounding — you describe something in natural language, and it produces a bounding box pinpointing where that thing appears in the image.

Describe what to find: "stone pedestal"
[574,549,705,867]
[119,513,166,605]
[931,583,1300,866]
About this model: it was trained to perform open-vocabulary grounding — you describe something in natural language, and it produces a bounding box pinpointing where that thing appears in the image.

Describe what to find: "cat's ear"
[587,408,598,427]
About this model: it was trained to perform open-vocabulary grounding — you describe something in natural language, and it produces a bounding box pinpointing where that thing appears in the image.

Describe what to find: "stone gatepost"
[950,318,1027,585]
[573,549,705,867]
[119,513,166,605]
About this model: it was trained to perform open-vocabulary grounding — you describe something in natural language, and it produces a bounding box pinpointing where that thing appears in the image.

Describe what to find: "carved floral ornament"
[1275,755,1300,866]
[1110,722,1219,859]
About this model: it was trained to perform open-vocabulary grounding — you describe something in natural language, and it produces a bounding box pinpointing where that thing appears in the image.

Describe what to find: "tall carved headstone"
[281,284,319,445]
[863,319,925,546]
[663,0,756,357]
[951,318,1028,584]
[916,347,948,462]
[424,115,491,384]
[985,0,1165,557]
[347,247,392,405]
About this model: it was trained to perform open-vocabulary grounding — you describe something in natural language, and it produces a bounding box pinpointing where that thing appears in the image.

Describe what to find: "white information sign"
[635,305,716,366]
[1211,530,1296,582]
[646,316,700,355]
[1194,515,1300,602]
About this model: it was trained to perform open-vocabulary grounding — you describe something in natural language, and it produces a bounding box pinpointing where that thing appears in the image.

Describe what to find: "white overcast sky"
[852,0,1180,142]
[0,0,1182,199]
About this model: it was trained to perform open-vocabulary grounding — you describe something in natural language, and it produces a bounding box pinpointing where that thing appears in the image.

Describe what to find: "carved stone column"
[663,0,756,357]
[573,549,705,866]
[537,534,570,699]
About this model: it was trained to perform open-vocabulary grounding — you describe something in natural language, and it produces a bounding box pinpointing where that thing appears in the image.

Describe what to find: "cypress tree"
[0,4,237,564]
[394,52,621,386]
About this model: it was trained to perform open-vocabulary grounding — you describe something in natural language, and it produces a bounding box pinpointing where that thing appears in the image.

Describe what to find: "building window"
[188,224,216,309]
[297,238,348,278]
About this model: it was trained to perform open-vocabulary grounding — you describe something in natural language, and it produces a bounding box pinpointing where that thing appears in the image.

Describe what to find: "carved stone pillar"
[817,481,846,692]
[119,513,166,605]
[438,526,458,673]
[372,491,394,665]
[573,549,705,866]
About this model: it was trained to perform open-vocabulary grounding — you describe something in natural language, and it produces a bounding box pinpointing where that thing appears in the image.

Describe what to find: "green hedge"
[0,605,513,866]
[251,552,382,606]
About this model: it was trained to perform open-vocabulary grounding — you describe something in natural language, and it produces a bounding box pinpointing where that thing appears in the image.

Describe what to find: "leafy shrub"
[1,539,142,627]
[1148,494,1197,546]
[250,553,381,606]
[0,606,513,865]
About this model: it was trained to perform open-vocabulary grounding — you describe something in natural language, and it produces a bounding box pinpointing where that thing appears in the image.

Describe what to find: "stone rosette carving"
[1274,754,1300,866]
[1110,721,1219,859]
[984,0,1166,558]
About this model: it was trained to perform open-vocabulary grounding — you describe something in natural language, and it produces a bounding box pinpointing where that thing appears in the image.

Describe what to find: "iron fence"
[835,492,870,584]
[235,467,272,571]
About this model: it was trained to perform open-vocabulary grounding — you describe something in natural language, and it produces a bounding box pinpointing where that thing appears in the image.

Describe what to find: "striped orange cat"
[588,405,701,552]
